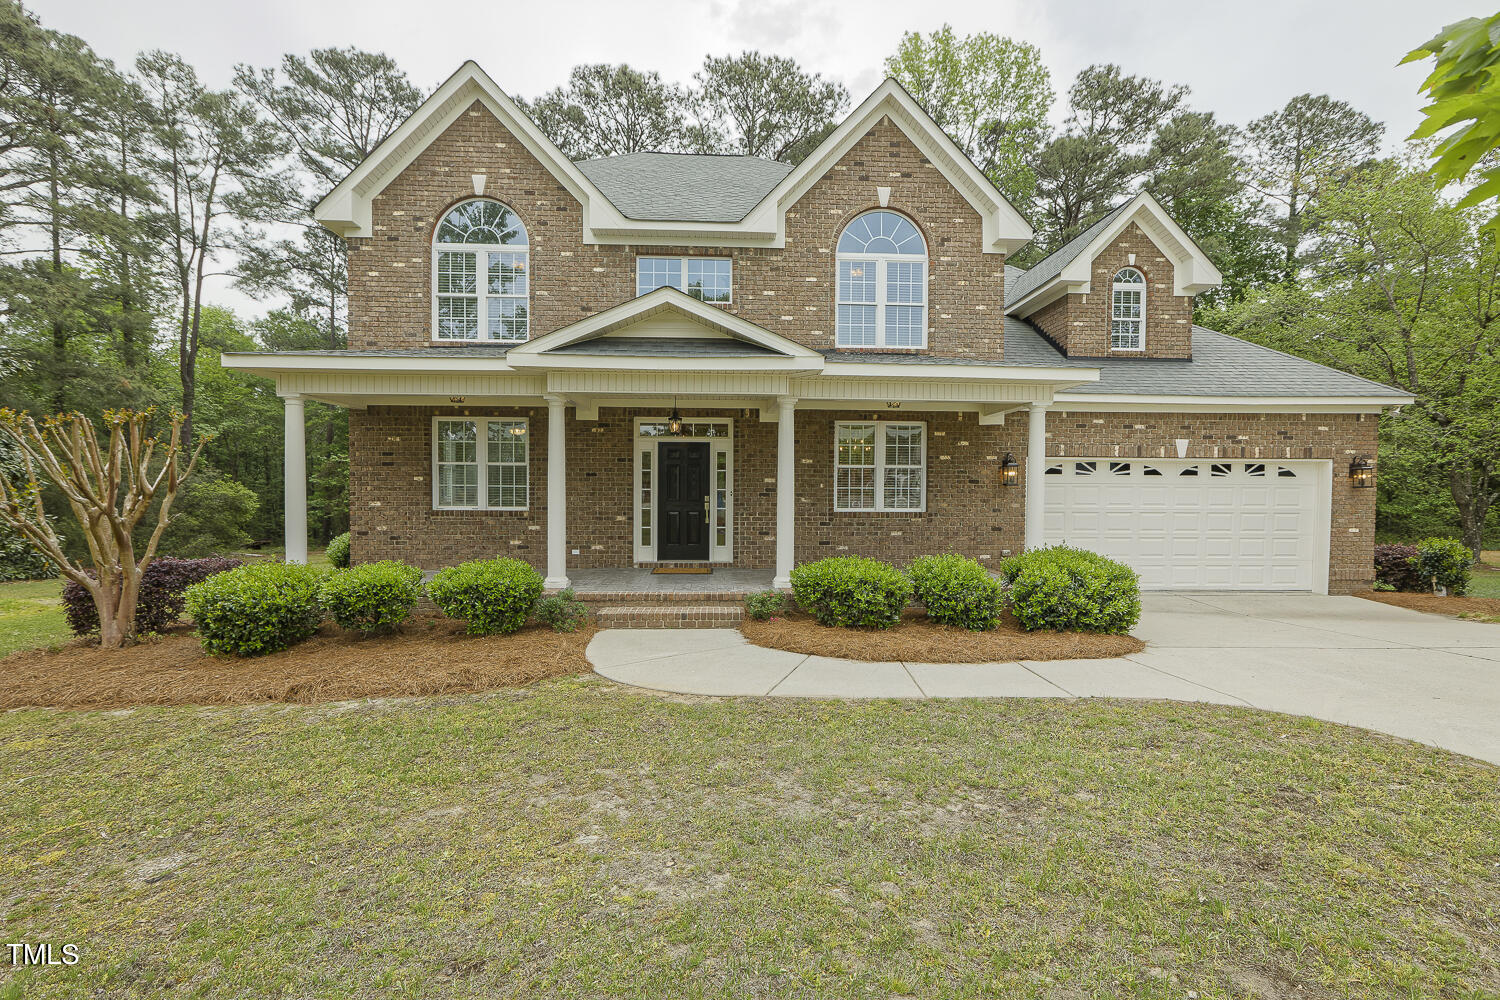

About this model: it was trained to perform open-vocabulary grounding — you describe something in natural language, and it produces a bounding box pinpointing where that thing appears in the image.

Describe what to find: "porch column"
[282,392,307,565]
[1023,402,1049,551]
[543,394,570,590]
[773,395,797,589]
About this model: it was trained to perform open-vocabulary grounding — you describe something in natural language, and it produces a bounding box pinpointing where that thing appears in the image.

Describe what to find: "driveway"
[588,594,1500,764]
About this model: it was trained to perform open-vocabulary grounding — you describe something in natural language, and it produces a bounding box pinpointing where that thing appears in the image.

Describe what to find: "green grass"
[1,685,1496,998]
[0,577,68,657]
[1467,565,1500,599]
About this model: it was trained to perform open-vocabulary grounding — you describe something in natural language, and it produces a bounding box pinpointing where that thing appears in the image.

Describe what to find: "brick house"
[224,61,1410,597]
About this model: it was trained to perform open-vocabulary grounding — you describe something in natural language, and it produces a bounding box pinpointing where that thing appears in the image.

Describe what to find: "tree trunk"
[1449,461,1493,565]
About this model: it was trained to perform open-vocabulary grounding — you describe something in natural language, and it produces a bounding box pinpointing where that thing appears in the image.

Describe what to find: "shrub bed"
[64,556,243,636]
[908,554,1004,631]
[426,558,543,636]
[999,546,1140,634]
[1373,544,1423,592]
[318,561,423,636]
[789,556,912,630]
[183,562,324,657]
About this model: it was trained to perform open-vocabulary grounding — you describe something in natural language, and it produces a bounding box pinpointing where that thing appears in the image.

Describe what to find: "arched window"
[432,199,530,342]
[835,210,927,349]
[1110,267,1145,351]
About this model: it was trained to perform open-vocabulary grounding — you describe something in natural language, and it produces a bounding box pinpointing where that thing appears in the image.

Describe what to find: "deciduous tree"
[693,52,848,164]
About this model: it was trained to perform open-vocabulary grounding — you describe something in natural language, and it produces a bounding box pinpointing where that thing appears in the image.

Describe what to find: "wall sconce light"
[1000,453,1019,487]
[1349,455,1375,488]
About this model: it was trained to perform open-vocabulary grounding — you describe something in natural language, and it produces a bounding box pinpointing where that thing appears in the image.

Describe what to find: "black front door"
[657,442,710,560]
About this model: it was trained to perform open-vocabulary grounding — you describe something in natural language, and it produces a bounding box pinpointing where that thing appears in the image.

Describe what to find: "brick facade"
[346,103,1005,358]
[1025,222,1194,359]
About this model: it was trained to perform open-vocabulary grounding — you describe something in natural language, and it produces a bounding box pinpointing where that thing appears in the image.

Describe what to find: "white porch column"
[1023,402,1049,551]
[544,394,570,590]
[773,396,797,589]
[282,393,307,565]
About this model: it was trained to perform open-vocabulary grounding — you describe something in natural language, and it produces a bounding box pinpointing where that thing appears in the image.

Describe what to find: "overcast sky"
[38,0,1470,319]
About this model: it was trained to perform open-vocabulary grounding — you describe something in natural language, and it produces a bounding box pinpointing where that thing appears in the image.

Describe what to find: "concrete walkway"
[587,594,1500,764]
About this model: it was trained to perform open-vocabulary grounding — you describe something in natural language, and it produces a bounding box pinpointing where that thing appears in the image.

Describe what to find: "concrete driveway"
[587,594,1500,764]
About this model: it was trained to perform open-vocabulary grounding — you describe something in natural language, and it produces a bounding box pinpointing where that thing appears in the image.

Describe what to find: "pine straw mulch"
[1356,590,1500,623]
[740,607,1145,663]
[0,615,596,711]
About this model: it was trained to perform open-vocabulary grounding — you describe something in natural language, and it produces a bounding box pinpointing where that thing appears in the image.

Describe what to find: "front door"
[657,442,710,560]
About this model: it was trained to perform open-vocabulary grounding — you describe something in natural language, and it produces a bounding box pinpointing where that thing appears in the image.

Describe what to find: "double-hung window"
[433,199,530,342]
[636,256,732,303]
[433,418,529,510]
[836,210,928,349]
[834,421,926,512]
[1110,267,1145,350]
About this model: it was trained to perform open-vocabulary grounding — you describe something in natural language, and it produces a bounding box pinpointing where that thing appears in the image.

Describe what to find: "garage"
[1041,458,1329,591]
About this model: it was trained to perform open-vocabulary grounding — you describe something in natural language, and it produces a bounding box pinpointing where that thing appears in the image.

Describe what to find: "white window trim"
[430,201,531,343]
[430,416,530,511]
[1110,267,1145,352]
[635,255,733,303]
[833,420,927,513]
[835,252,929,349]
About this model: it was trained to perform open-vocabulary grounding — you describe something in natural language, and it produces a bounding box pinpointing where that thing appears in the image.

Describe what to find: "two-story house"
[224,61,1411,599]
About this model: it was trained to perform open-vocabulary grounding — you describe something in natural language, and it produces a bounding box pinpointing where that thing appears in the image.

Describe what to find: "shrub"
[1415,537,1473,595]
[326,532,351,569]
[744,589,787,621]
[426,557,543,636]
[183,562,324,656]
[534,588,589,633]
[789,556,912,629]
[319,561,422,635]
[63,556,243,636]
[1373,543,1423,592]
[999,546,1140,634]
[908,554,1005,631]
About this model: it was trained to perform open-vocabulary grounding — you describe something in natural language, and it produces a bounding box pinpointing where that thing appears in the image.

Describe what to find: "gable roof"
[1003,318,1412,400]
[314,63,1033,252]
[1005,192,1223,315]
[575,153,792,223]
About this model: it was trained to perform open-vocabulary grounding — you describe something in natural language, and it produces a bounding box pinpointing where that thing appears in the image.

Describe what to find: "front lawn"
[0,578,68,657]
[2,685,1496,998]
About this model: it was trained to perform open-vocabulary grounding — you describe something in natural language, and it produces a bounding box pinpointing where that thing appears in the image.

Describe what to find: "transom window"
[1111,267,1145,351]
[836,211,928,349]
[432,417,529,510]
[834,421,926,511]
[636,256,732,303]
[432,199,530,342]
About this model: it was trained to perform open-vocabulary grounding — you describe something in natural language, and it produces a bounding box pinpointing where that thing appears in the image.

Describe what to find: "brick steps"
[593,604,744,629]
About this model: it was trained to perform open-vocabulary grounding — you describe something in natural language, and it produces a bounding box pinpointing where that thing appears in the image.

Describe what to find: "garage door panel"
[1043,458,1321,591]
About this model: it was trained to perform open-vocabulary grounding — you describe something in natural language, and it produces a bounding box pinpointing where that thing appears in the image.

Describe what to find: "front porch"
[568,567,774,597]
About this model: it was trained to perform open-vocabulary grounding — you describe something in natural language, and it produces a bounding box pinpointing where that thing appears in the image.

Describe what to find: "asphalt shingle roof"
[575,152,793,223]
[1006,202,1131,304]
[1002,318,1412,397]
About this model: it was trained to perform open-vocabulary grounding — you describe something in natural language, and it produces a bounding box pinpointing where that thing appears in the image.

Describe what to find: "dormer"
[1005,192,1221,359]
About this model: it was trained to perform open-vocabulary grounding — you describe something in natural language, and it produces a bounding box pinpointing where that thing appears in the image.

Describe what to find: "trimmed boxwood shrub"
[1373,543,1423,592]
[319,561,423,636]
[534,588,589,633]
[744,589,786,621]
[789,556,912,629]
[999,546,1140,634]
[426,557,543,636]
[1415,537,1472,595]
[183,562,324,656]
[63,556,243,637]
[326,532,351,569]
[908,554,1004,631]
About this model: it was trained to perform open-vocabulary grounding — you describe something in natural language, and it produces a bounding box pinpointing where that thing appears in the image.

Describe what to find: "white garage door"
[1042,459,1324,590]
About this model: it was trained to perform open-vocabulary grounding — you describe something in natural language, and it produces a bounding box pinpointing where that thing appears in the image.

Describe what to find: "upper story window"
[836,210,927,349]
[432,199,529,342]
[1111,267,1145,351]
[636,256,732,303]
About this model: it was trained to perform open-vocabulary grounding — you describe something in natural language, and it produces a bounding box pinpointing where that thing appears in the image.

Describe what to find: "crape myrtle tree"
[0,408,207,647]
